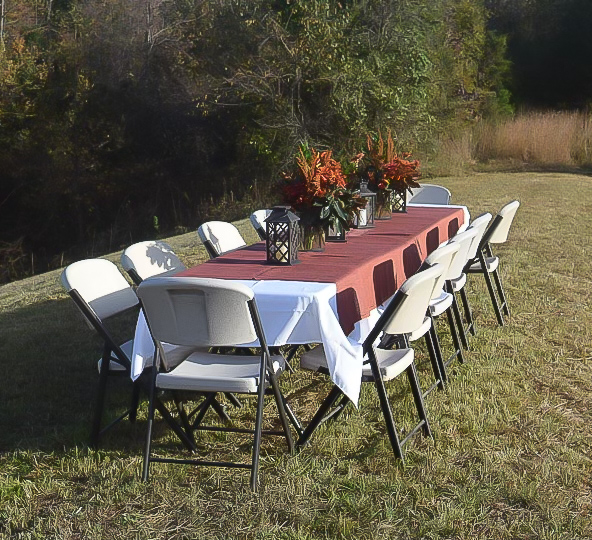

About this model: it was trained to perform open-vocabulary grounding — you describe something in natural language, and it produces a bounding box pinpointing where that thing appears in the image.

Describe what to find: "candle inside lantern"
[354,208,367,227]
[274,244,288,262]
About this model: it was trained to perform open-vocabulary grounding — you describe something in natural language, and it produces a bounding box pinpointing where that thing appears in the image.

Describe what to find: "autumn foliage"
[362,132,421,193]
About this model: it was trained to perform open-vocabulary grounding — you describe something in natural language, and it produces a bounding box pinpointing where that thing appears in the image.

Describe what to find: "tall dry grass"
[473,110,592,167]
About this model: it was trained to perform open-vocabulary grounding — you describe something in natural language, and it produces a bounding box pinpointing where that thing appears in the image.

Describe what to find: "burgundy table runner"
[179,206,464,334]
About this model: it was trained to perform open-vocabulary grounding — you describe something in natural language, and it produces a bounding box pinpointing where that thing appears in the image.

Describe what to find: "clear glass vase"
[299,225,326,252]
[375,191,393,220]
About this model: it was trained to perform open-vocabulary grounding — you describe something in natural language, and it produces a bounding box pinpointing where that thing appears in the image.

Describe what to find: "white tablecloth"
[132,280,366,405]
[132,204,470,407]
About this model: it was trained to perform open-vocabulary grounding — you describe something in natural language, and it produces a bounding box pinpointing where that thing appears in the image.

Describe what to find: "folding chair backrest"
[466,213,492,261]
[367,264,444,346]
[424,242,461,291]
[488,200,520,244]
[121,240,185,285]
[61,259,139,324]
[447,228,479,280]
[250,210,272,241]
[197,221,247,258]
[408,184,451,205]
[137,277,259,367]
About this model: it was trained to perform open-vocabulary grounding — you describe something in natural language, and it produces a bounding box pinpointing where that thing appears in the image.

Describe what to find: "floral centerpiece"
[282,145,366,250]
[358,131,421,217]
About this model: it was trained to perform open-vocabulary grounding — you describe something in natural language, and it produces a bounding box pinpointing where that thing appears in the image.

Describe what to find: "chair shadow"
[448,217,460,239]
[402,243,422,278]
[0,297,143,453]
[426,227,441,254]
[373,260,396,307]
[145,244,184,271]
[336,287,361,336]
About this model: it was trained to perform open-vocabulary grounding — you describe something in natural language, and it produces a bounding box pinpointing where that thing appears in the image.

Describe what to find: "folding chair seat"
[465,201,520,326]
[297,263,445,462]
[121,240,186,285]
[197,221,247,259]
[136,277,294,491]
[408,184,452,205]
[249,209,272,241]
[60,259,146,448]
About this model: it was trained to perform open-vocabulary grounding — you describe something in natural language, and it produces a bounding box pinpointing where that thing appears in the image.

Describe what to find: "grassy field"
[1,172,591,539]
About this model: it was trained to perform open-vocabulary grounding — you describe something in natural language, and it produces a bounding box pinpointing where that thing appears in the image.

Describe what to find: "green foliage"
[0,0,511,282]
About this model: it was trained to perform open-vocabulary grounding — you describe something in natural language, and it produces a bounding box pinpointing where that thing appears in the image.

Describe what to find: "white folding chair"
[197,221,247,259]
[136,277,294,491]
[249,209,272,241]
[121,240,186,285]
[445,227,480,351]
[415,242,465,387]
[408,184,452,205]
[61,259,198,450]
[297,263,445,462]
[465,201,520,326]
[60,259,144,448]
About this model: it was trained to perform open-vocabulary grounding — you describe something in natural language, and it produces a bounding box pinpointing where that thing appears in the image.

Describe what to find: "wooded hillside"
[0,0,571,281]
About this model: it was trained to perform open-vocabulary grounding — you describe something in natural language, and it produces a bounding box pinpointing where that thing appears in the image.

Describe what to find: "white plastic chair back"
[137,277,258,367]
[488,200,520,244]
[466,213,492,260]
[409,184,451,205]
[423,242,461,294]
[250,210,272,240]
[380,263,444,336]
[61,259,139,322]
[447,228,479,280]
[121,240,186,282]
[197,221,247,257]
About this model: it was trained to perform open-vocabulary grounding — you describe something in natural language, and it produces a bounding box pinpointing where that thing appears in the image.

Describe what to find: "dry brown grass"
[473,111,592,167]
[423,111,592,177]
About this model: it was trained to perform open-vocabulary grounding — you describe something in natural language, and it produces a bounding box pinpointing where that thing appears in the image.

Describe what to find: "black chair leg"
[268,372,295,454]
[445,306,465,367]
[280,393,304,436]
[224,392,243,408]
[459,287,476,337]
[482,263,505,326]
[449,286,470,350]
[173,394,196,446]
[129,381,141,424]
[406,363,432,439]
[91,347,111,449]
[492,268,510,316]
[297,385,344,448]
[250,378,267,491]
[423,324,446,398]
[369,354,405,461]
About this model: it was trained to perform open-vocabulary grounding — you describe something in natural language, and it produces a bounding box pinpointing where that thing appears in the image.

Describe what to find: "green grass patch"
[1,174,591,539]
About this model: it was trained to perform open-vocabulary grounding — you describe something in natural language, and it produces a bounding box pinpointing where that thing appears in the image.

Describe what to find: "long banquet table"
[132,204,467,405]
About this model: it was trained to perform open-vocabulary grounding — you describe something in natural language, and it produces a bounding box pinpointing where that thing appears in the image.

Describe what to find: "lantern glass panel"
[356,180,376,228]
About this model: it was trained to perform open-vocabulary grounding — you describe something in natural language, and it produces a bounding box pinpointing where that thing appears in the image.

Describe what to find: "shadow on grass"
[0,297,145,453]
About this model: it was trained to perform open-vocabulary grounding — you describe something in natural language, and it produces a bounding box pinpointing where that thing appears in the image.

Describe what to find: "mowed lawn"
[1,172,591,539]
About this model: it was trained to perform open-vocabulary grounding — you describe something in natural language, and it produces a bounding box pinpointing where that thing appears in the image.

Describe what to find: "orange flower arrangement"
[283,146,348,213]
[362,130,421,194]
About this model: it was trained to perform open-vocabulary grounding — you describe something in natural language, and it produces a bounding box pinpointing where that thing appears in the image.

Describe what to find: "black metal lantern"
[354,179,376,228]
[265,206,300,265]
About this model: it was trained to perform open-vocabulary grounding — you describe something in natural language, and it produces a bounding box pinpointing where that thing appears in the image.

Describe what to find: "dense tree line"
[486,0,592,108]
[0,0,507,281]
